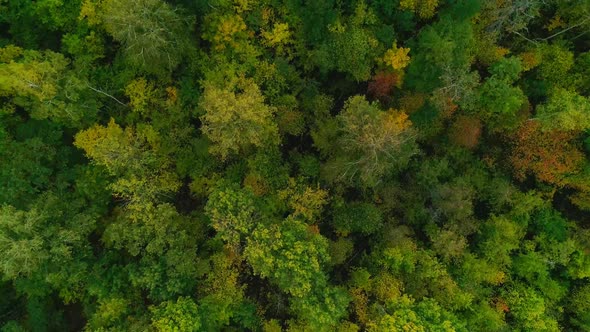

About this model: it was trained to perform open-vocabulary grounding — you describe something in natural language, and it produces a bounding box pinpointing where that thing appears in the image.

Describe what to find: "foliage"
[244,218,330,298]
[150,297,201,332]
[99,0,194,75]
[324,95,418,187]
[3,1,590,331]
[199,78,279,160]
[510,121,584,186]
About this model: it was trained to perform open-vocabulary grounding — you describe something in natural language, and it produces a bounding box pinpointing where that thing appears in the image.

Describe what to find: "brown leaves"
[367,71,400,102]
[510,121,583,186]
[449,115,482,149]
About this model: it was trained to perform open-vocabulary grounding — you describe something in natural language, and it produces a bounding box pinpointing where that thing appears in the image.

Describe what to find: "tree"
[98,0,194,75]
[449,115,482,149]
[536,43,575,90]
[197,252,248,331]
[510,121,584,186]
[289,286,350,330]
[478,216,525,266]
[244,218,330,298]
[536,88,590,132]
[0,46,100,126]
[399,0,440,19]
[150,297,201,332]
[313,2,381,81]
[0,193,96,302]
[332,201,383,236]
[366,296,467,332]
[199,78,279,160]
[476,57,527,129]
[326,95,418,187]
[278,178,329,223]
[74,118,181,204]
[503,284,559,331]
[405,17,476,93]
[0,122,59,208]
[380,43,411,70]
[102,203,202,300]
[205,182,257,245]
[569,284,590,330]
[367,71,401,102]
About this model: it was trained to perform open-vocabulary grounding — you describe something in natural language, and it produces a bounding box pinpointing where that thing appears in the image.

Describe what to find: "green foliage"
[536,88,590,132]
[205,182,257,245]
[333,202,383,236]
[102,203,202,300]
[100,0,194,75]
[503,284,559,331]
[0,46,100,126]
[3,1,590,330]
[0,121,61,208]
[150,297,201,332]
[74,119,181,204]
[0,193,96,302]
[569,284,590,330]
[476,57,526,129]
[367,296,467,332]
[313,2,381,81]
[244,219,330,298]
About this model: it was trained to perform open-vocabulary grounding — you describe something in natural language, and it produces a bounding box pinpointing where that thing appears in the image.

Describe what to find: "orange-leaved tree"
[510,121,583,186]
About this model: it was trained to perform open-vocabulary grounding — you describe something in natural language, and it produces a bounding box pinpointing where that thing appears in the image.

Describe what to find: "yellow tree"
[74,118,180,204]
[328,96,418,187]
[199,78,279,160]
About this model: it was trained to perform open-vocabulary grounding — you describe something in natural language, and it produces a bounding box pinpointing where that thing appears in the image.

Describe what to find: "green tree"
[244,218,330,298]
[313,2,381,81]
[0,46,100,126]
[569,284,590,330]
[205,182,257,245]
[0,193,96,302]
[150,297,201,332]
[74,118,181,204]
[503,284,559,331]
[99,0,194,75]
[536,88,590,132]
[332,201,383,236]
[476,57,527,129]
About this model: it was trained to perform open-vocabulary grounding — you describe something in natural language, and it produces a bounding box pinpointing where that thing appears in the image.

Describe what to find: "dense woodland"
[2,0,590,331]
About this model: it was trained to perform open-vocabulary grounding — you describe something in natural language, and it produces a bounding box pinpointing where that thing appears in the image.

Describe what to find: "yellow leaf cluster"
[278,178,328,223]
[79,0,102,26]
[200,79,279,159]
[165,86,177,104]
[233,0,253,13]
[214,15,247,50]
[382,110,412,134]
[399,0,439,19]
[382,45,411,70]
[0,45,22,63]
[261,7,274,23]
[125,78,157,114]
[519,51,541,71]
[262,23,291,48]
[547,15,566,32]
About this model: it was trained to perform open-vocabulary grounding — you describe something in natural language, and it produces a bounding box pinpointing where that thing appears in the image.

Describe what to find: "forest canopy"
[2,0,590,331]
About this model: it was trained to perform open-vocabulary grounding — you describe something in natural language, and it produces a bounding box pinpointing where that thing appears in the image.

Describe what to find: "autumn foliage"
[367,71,400,102]
[449,115,482,149]
[510,121,583,186]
